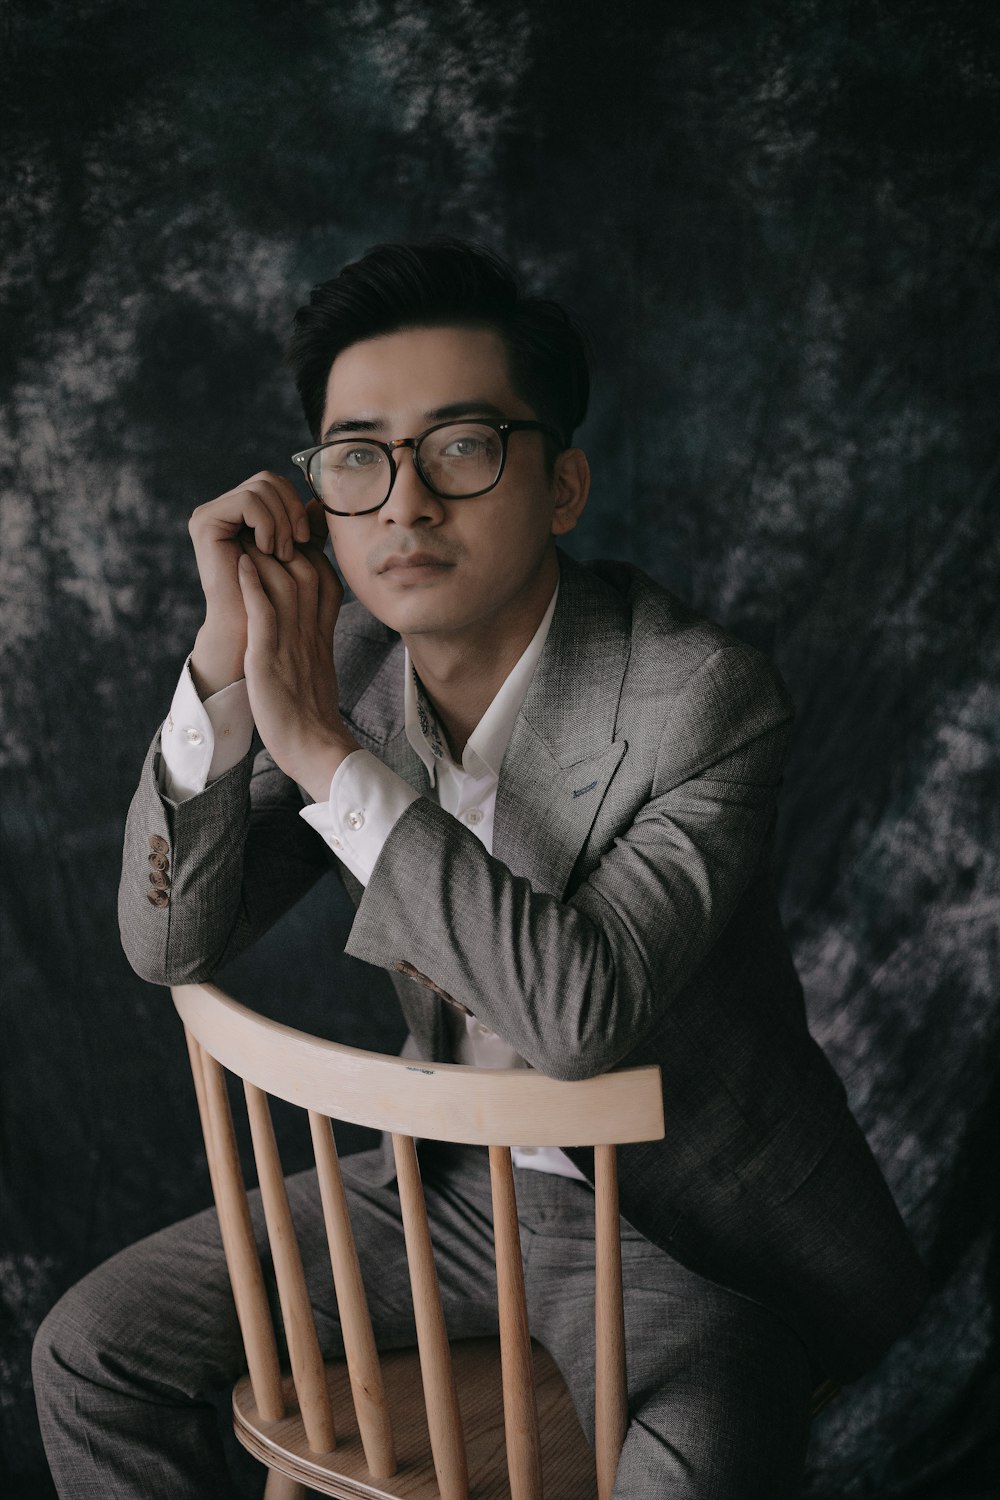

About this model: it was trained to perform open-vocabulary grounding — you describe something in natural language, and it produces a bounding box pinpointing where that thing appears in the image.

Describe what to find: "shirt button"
[466,808,483,825]
[518,1146,538,1156]
[346,810,365,830]
[183,727,204,746]
[329,836,342,849]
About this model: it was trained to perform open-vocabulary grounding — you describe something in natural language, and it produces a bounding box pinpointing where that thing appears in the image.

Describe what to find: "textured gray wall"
[2,2,997,1495]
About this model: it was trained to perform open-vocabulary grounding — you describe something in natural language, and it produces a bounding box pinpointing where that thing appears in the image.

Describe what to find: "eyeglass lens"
[307,422,504,514]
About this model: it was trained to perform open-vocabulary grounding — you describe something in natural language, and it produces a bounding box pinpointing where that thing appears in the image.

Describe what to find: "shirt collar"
[404,581,560,785]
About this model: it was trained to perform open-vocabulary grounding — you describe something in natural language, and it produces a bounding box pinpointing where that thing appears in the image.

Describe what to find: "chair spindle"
[262,1470,308,1499]
[244,1082,336,1455]
[489,1145,543,1500]
[594,1144,628,1500]
[391,1133,469,1500]
[308,1110,396,1479]
[190,1036,284,1423]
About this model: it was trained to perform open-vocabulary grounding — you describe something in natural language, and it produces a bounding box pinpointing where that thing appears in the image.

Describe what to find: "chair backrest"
[172,981,665,1500]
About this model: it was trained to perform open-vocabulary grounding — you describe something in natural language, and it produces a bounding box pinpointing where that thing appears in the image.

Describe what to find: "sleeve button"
[146,887,170,908]
[148,834,169,854]
[183,727,204,746]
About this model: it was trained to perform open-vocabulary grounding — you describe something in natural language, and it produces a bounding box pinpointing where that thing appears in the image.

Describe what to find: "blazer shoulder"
[583,558,793,710]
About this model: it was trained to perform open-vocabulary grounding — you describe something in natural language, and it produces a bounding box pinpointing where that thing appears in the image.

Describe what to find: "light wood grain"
[392,1134,468,1500]
[234,1339,597,1500]
[593,1145,627,1500]
[263,1468,308,1499]
[245,1083,336,1456]
[196,1043,285,1422]
[309,1110,396,1479]
[489,1147,542,1500]
[174,983,664,1147]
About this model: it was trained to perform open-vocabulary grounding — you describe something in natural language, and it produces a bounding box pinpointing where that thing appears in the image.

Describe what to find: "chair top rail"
[172,983,664,1148]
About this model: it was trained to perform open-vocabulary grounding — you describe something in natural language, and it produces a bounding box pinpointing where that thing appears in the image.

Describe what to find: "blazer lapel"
[340,634,429,795]
[493,553,631,895]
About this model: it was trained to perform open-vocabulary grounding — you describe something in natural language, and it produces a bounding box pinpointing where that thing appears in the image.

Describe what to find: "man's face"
[319,324,583,643]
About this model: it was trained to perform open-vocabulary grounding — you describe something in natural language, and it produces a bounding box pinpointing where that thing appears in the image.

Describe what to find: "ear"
[549,448,591,537]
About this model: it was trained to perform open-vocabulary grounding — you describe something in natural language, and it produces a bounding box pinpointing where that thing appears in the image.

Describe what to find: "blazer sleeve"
[343,645,795,1080]
[118,734,333,985]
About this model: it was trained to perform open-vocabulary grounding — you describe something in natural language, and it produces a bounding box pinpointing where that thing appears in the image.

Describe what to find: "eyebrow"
[321,400,509,442]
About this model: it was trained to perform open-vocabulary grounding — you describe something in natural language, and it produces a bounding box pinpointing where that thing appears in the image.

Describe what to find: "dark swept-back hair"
[287,239,590,451]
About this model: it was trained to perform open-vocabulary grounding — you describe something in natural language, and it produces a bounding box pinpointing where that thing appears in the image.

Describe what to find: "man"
[34,240,926,1498]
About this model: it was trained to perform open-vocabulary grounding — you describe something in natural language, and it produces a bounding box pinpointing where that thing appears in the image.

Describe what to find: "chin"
[356,579,465,636]
[381,605,464,637]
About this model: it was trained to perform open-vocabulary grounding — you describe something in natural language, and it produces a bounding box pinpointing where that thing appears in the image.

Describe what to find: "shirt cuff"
[159,658,254,802]
[299,749,419,885]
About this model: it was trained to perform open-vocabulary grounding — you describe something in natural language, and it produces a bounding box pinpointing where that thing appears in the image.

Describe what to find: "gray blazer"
[120,551,927,1384]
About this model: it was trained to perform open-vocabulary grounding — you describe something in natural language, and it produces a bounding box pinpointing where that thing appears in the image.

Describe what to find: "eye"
[441,434,498,460]
[330,445,381,470]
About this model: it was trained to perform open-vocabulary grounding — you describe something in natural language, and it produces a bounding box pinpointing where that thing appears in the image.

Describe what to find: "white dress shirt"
[158,583,586,1182]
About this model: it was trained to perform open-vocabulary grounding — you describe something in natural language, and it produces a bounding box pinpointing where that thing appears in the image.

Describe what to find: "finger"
[283,549,321,629]
[240,536,300,620]
[310,546,344,644]
[275,475,312,548]
[305,497,329,542]
[216,484,287,559]
[292,545,342,635]
[237,554,278,655]
[242,474,308,560]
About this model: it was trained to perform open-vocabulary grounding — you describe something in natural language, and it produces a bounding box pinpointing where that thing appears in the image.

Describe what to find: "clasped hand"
[187,471,359,802]
[235,525,359,801]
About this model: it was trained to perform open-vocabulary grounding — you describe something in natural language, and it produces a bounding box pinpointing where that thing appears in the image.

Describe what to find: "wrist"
[295,735,360,804]
[191,619,247,699]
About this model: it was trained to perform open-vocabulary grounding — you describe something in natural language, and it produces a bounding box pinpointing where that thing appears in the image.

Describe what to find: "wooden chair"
[172,980,666,1500]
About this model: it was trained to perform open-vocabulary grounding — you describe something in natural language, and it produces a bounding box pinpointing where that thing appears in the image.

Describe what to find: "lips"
[376,552,454,574]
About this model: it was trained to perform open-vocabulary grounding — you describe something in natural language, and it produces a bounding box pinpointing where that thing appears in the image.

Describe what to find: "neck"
[403,551,558,760]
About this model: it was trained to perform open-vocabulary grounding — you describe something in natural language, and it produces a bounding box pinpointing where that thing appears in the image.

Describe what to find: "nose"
[379,444,445,527]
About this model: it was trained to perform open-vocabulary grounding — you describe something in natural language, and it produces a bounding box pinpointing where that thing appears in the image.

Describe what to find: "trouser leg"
[508,1168,814,1500]
[33,1181,262,1500]
[31,1150,440,1500]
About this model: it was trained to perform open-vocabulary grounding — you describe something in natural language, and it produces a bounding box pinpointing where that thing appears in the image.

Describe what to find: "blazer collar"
[516,551,631,768]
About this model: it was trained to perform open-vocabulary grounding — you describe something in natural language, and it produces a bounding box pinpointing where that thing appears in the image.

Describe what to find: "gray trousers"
[33,1145,813,1499]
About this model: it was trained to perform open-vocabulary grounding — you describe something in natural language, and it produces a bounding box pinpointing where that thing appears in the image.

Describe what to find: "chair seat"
[233,1336,598,1499]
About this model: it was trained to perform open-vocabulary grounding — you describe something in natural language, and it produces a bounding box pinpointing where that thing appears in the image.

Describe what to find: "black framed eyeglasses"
[292,417,563,517]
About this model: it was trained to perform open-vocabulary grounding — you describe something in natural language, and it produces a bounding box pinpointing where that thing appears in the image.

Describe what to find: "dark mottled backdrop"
[2,1,998,1495]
